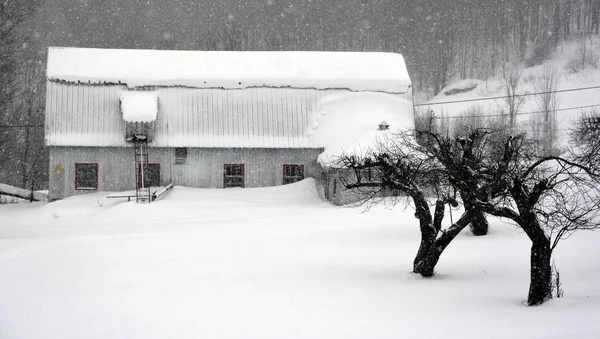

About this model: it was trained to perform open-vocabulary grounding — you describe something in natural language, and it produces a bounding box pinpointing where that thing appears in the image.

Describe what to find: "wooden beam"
[0,183,47,202]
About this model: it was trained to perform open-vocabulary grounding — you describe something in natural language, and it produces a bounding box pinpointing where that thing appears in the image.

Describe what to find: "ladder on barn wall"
[134,138,151,203]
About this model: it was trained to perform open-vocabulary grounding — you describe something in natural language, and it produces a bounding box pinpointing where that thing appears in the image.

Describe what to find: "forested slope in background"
[2,0,599,189]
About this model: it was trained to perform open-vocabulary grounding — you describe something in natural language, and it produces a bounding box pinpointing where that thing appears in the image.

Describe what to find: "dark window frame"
[223,164,245,188]
[137,163,161,188]
[175,147,188,165]
[75,163,98,190]
[282,164,304,185]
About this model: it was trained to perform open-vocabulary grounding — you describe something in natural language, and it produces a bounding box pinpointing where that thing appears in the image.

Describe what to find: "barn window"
[175,148,188,165]
[224,164,244,188]
[137,163,160,188]
[75,163,98,190]
[283,164,304,185]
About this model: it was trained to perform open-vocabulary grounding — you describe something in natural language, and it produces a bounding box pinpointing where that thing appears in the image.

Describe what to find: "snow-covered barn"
[45,47,413,202]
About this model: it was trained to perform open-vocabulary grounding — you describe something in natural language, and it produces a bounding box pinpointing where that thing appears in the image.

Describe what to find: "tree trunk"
[577,1,582,31]
[528,237,552,306]
[463,197,489,236]
[552,2,561,47]
[414,211,473,277]
[518,0,528,61]
[412,194,436,274]
[413,229,437,277]
[518,209,553,306]
[469,209,489,236]
[564,0,571,38]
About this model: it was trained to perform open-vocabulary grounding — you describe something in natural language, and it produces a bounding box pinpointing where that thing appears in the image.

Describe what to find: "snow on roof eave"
[47,77,411,94]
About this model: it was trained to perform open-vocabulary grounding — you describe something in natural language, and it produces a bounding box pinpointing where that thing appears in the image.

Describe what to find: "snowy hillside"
[1,180,599,338]
[420,38,600,146]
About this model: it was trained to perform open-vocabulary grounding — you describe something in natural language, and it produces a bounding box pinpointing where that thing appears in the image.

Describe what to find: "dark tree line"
[0,0,46,191]
[31,0,600,94]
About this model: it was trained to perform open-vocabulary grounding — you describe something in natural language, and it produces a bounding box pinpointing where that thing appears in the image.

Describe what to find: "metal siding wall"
[49,146,323,199]
[172,148,323,188]
[109,147,318,191]
[49,146,175,199]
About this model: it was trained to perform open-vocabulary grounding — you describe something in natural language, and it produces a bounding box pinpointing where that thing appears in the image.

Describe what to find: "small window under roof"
[175,148,188,165]
[120,91,158,123]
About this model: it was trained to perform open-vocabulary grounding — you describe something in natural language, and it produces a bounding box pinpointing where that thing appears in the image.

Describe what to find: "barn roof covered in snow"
[46,47,411,94]
[308,92,415,166]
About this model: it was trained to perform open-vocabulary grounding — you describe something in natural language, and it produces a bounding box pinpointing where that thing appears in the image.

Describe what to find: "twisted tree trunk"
[469,208,489,236]
[461,192,489,236]
[413,200,474,277]
[520,211,553,305]
[528,238,552,305]
[412,193,437,275]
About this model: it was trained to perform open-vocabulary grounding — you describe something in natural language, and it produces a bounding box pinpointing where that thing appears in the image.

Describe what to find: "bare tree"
[437,130,600,306]
[426,109,495,236]
[339,125,599,306]
[0,0,42,187]
[14,52,47,190]
[336,133,474,277]
[565,35,599,73]
[531,64,560,155]
[501,64,525,131]
[0,0,39,116]
[570,109,600,174]
[420,129,498,236]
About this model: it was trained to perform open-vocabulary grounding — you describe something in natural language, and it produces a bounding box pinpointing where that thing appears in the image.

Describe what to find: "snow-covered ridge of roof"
[46,47,411,94]
[120,91,158,123]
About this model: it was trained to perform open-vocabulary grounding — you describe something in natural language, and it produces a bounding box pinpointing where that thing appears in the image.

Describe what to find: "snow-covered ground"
[1,179,599,339]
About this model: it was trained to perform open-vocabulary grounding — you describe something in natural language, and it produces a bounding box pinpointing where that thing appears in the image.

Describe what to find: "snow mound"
[442,79,483,96]
[308,92,415,166]
[120,91,158,123]
[167,178,323,208]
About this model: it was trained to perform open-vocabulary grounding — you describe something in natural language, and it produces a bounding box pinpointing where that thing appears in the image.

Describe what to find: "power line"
[414,84,600,107]
[430,103,600,119]
[518,103,600,116]
[3,89,600,128]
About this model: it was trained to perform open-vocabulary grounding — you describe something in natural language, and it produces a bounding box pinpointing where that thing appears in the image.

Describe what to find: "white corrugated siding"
[45,82,413,148]
[45,82,126,146]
